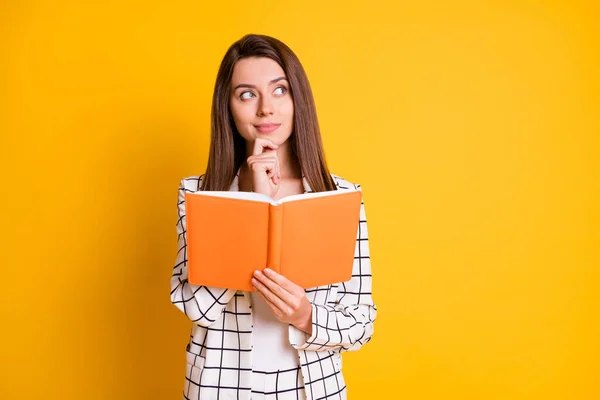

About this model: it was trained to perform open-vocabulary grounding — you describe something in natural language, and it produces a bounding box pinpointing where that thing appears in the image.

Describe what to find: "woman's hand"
[252,268,313,335]
[247,138,281,198]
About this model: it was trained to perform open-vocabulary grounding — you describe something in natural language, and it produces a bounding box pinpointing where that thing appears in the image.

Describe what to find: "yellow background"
[1,1,599,399]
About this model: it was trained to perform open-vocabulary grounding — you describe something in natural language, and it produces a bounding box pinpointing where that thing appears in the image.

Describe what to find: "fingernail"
[264,268,272,275]
[254,270,261,277]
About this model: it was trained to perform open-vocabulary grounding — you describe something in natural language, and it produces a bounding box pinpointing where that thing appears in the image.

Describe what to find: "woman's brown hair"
[201,34,336,193]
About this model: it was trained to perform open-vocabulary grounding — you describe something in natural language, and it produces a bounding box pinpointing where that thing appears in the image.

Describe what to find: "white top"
[249,291,299,371]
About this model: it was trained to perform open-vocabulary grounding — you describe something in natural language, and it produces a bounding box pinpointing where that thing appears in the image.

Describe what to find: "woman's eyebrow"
[233,76,288,91]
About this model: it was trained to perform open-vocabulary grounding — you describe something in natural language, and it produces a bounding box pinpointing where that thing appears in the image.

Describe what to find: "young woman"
[170,34,377,400]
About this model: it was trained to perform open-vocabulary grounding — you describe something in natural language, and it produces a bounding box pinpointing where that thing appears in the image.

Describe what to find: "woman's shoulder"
[179,175,205,192]
[330,174,362,191]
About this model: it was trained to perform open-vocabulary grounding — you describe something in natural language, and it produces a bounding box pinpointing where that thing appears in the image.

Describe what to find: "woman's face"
[229,57,294,146]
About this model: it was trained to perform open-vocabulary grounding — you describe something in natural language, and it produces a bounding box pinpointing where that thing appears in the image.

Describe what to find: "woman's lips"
[255,123,281,134]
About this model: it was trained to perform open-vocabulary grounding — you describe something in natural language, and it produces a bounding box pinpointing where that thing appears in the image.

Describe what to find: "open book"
[184,189,363,291]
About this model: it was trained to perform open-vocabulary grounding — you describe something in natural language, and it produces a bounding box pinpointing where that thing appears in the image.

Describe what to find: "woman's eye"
[240,91,255,100]
[274,87,287,96]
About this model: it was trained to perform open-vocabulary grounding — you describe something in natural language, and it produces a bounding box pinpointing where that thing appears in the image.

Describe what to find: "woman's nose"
[257,97,274,116]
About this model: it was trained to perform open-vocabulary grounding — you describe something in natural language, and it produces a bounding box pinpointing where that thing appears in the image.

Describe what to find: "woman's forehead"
[231,57,287,84]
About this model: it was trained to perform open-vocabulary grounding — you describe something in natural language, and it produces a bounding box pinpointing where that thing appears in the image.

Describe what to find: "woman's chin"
[257,134,291,146]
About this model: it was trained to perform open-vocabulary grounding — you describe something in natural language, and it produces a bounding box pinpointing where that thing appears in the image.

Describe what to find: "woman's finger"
[247,158,277,166]
[274,155,281,181]
[252,270,312,330]
[253,270,294,302]
[247,159,280,185]
[251,276,290,315]
[267,160,280,184]
[247,151,277,161]
[262,268,305,296]
[252,138,278,155]
[255,289,283,319]
[247,159,277,171]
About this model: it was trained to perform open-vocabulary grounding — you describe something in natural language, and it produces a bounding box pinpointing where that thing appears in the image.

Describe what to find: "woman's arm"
[170,178,237,326]
[288,190,377,352]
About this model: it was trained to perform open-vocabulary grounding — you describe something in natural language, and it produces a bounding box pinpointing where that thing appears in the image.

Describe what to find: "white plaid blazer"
[170,174,377,400]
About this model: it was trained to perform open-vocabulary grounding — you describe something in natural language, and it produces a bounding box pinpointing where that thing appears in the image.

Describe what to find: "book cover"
[185,189,362,291]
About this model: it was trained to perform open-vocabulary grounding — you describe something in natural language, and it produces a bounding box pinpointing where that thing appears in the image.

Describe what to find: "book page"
[189,190,274,203]
[277,189,352,204]
[189,186,355,206]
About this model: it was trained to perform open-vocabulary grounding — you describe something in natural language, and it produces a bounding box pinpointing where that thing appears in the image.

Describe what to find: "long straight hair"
[201,34,336,192]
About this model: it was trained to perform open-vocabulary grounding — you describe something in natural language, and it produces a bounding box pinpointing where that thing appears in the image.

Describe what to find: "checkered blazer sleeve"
[170,178,237,326]
[289,184,377,352]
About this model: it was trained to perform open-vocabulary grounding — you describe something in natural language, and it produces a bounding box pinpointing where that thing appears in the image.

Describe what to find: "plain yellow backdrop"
[1,1,599,399]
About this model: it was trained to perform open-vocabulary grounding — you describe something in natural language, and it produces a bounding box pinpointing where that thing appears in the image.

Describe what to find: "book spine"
[266,204,283,273]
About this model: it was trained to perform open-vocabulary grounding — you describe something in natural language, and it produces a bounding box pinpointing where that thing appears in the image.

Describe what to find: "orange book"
[184,189,363,291]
